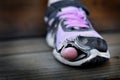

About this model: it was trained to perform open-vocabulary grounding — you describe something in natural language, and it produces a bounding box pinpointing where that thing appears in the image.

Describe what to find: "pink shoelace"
[57,7,89,29]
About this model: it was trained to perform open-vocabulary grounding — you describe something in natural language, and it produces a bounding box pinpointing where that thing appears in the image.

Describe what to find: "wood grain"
[0,33,119,80]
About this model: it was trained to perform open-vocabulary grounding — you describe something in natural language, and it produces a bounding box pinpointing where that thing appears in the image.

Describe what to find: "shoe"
[44,0,110,66]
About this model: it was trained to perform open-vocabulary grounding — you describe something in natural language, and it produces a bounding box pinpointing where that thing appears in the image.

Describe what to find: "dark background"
[0,0,119,39]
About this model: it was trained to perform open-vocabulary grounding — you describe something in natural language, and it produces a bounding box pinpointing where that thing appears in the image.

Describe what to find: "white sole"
[46,32,110,66]
[53,49,110,66]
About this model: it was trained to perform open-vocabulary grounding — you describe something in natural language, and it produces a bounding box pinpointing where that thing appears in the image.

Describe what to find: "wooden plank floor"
[0,33,120,80]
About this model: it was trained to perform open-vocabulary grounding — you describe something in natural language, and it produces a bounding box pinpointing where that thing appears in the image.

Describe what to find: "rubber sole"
[46,32,110,66]
[53,48,110,66]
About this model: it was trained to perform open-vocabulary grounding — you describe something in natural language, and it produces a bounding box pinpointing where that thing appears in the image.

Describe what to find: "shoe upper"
[45,1,110,63]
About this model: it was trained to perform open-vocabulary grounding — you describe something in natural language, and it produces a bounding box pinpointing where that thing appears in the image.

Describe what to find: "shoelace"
[57,7,89,29]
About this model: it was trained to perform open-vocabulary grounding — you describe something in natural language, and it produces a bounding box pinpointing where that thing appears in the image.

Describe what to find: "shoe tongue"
[57,6,89,29]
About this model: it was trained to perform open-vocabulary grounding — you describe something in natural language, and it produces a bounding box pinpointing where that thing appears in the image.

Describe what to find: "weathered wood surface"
[0,33,120,80]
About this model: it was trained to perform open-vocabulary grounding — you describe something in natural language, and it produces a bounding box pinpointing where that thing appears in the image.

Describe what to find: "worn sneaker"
[44,0,110,66]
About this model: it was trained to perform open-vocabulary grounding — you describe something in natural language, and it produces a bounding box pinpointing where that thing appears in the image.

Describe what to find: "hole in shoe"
[60,43,89,62]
